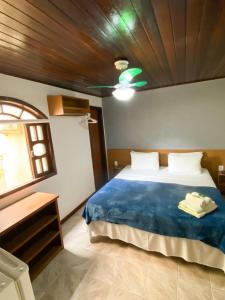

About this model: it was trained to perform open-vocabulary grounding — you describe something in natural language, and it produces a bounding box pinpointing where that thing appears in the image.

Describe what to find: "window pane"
[29,126,37,141]
[0,124,33,195]
[0,123,18,132]
[2,105,22,118]
[35,159,42,174]
[21,111,36,120]
[42,157,49,172]
[33,143,46,156]
[36,125,44,140]
[0,114,17,120]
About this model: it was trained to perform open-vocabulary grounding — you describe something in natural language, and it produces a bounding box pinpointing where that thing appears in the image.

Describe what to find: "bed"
[83,166,225,272]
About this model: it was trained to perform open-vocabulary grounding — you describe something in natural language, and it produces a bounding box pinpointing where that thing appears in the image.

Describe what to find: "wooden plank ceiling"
[0,0,225,97]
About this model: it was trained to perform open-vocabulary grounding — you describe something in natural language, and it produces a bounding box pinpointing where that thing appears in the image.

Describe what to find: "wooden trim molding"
[60,200,87,224]
[107,148,225,184]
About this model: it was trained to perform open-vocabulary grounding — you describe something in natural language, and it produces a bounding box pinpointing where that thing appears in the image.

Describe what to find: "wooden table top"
[0,192,58,236]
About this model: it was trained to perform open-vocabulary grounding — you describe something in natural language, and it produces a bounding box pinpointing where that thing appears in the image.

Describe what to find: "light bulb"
[112,88,135,101]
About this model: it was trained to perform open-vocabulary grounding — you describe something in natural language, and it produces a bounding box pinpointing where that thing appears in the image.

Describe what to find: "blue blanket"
[82,178,225,253]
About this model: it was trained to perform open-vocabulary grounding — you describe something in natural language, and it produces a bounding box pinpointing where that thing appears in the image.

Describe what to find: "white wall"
[0,74,102,219]
[103,78,225,149]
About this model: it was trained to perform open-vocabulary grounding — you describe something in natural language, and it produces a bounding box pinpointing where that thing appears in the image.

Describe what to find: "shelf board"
[30,245,63,281]
[3,215,57,253]
[19,230,60,264]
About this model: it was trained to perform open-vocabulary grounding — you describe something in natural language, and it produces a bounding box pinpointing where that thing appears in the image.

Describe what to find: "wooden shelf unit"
[0,192,64,281]
[47,95,90,116]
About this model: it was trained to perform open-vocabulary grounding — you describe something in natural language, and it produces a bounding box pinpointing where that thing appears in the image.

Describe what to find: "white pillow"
[168,152,203,175]
[130,151,159,170]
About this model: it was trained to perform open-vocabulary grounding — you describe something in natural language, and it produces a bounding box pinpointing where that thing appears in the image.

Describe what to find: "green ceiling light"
[129,80,148,87]
[119,68,142,83]
[88,59,148,100]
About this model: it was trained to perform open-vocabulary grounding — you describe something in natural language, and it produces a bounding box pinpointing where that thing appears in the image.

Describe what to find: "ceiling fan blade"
[119,68,142,83]
[129,80,148,87]
[87,85,115,88]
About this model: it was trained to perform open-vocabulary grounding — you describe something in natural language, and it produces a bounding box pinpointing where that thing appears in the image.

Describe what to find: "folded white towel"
[178,200,218,218]
[185,192,213,212]
[181,199,217,214]
[203,196,212,204]
[191,192,212,203]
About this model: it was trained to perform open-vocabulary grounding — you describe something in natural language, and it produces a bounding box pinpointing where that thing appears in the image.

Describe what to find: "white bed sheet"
[116,166,216,187]
[89,166,225,272]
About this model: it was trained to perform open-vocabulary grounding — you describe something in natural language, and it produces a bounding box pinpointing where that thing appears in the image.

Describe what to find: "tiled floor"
[33,210,225,300]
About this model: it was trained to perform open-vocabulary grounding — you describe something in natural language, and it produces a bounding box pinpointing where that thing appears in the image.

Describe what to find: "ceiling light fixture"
[88,59,147,100]
[112,87,135,101]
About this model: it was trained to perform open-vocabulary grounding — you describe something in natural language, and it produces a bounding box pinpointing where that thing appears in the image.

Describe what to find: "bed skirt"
[89,221,225,273]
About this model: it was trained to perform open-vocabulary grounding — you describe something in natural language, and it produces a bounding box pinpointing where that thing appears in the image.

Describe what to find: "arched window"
[0,97,47,120]
[0,97,56,198]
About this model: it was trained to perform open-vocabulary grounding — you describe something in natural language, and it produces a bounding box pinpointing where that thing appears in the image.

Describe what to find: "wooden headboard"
[107,149,225,184]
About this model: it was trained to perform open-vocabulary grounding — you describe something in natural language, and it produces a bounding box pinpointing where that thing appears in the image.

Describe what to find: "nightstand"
[111,166,123,178]
[218,171,225,194]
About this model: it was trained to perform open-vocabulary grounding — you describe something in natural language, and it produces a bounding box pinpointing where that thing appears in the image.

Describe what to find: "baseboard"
[60,192,95,224]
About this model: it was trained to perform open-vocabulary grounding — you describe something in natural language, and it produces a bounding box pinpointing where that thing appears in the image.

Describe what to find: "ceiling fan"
[88,59,148,100]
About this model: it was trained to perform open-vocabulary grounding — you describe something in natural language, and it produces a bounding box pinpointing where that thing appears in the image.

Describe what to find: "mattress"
[88,166,225,272]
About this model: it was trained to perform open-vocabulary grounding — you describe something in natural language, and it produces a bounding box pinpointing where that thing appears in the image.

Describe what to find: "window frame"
[0,97,57,199]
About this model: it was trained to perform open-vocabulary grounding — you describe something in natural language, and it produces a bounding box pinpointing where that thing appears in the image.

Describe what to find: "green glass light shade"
[130,80,148,87]
[119,68,142,83]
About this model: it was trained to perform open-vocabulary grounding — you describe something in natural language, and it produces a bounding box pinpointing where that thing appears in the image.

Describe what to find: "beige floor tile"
[114,259,148,297]
[212,288,225,300]
[145,267,178,300]
[32,211,221,300]
[210,269,225,290]
[39,270,84,300]
[149,252,178,278]
[85,255,119,284]
[90,238,127,258]
[120,243,153,265]
[178,260,210,286]
[72,277,111,300]
[107,286,147,300]
[178,280,212,300]
[32,252,67,299]
[33,249,94,300]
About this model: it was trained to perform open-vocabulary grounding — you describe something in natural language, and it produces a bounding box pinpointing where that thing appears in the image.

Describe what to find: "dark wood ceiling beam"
[0,40,90,83]
[0,0,109,69]
[131,0,173,85]
[169,0,186,83]
[194,0,223,79]
[24,0,114,66]
[0,19,112,86]
[92,0,159,87]
[0,67,102,97]
[51,0,157,86]
[185,0,204,81]
[200,2,225,78]
[0,47,102,93]
[0,11,96,68]
[151,0,178,83]
[0,0,223,96]
[0,29,109,85]
[110,0,169,86]
[0,48,80,84]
